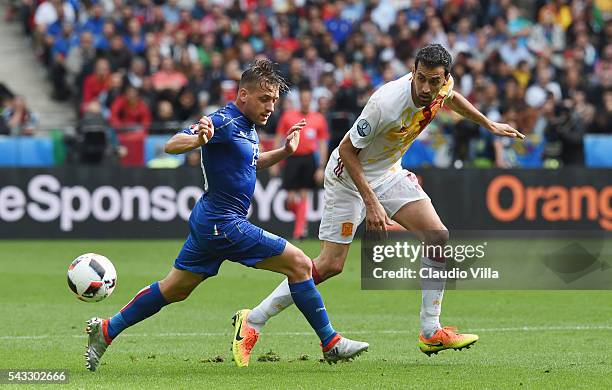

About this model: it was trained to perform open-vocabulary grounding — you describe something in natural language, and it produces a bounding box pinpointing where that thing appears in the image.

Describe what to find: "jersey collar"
[227,102,256,129]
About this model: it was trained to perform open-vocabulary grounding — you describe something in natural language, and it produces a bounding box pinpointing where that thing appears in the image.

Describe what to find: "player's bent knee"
[426,228,449,247]
[289,251,312,280]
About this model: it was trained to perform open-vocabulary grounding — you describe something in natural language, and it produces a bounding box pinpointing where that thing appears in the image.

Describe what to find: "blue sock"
[107,282,169,339]
[289,279,337,346]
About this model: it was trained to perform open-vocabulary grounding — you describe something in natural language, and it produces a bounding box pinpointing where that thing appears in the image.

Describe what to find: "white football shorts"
[318,170,429,244]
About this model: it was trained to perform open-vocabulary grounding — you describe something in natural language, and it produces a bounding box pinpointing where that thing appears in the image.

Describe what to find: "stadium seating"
[4,0,610,168]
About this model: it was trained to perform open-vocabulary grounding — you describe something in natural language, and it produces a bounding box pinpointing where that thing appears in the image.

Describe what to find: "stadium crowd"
[6,0,612,167]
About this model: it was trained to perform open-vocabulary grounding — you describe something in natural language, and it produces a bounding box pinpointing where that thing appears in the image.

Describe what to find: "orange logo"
[341,222,354,237]
[486,175,612,230]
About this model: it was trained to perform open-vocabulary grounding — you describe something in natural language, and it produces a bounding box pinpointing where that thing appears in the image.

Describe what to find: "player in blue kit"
[84,59,368,371]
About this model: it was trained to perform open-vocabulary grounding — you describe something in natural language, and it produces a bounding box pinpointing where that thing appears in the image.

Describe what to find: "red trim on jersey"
[333,157,344,177]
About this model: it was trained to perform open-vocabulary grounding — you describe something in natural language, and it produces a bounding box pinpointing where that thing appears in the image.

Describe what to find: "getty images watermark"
[361,230,612,290]
[371,241,493,280]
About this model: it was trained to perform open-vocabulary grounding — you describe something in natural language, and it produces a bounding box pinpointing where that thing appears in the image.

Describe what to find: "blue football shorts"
[174,218,287,277]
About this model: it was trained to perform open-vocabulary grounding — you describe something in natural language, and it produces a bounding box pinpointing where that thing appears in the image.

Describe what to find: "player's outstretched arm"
[256,118,305,170]
[445,92,525,139]
[164,116,214,154]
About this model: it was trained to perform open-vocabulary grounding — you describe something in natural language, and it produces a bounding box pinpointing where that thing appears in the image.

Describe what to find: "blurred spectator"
[499,34,534,68]
[273,21,300,53]
[162,0,181,25]
[151,57,188,93]
[372,0,396,33]
[81,3,105,36]
[102,72,125,111]
[1,96,38,135]
[136,75,154,104]
[78,101,108,135]
[525,66,562,107]
[125,57,147,89]
[527,5,565,61]
[109,84,152,132]
[105,35,132,71]
[74,100,120,164]
[302,46,325,87]
[544,103,585,166]
[174,88,199,122]
[590,87,612,133]
[512,60,532,89]
[150,100,181,134]
[124,18,146,56]
[183,149,202,168]
[94,20,116,51]
[197,33,218,67]
[48,22,79,100]
[161,30,198,63]
[593,43,612,93]
[0,83,15,135]
[34,0,75,35]
[82,58,111,110]
[187,61,209,103]
[65,31,97,94]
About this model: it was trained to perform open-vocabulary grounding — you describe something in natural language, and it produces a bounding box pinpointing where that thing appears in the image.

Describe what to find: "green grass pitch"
[0,240,610,389]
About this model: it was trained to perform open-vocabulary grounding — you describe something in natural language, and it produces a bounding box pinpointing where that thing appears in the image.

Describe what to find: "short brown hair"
[239,58,288,93]
[415,44,453,76]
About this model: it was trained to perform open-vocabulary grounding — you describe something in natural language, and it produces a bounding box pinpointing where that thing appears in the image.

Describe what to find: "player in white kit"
[232,44,525,362]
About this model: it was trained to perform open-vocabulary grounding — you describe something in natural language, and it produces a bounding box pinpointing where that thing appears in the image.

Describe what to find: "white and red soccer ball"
[67,253,117,302]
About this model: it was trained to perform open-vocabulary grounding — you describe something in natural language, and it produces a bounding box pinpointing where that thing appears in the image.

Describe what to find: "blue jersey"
[175,102,286,277]
[180,102,260,221]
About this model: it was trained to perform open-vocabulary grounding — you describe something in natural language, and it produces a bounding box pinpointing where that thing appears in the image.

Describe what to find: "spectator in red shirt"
[275,81,329,239]
[109,84,152,132]
[175,9,194,36]
[272,22,300,54]
[81,58,111,111]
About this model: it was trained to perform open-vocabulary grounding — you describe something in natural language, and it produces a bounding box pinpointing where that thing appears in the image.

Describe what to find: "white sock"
[247,279,294,332]
[420,256,446,338]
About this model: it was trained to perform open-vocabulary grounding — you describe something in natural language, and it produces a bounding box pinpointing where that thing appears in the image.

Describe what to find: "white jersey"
[327,72,454,191]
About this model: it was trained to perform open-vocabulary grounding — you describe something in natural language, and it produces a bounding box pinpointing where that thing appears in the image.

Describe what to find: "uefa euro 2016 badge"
[357,119,371,137]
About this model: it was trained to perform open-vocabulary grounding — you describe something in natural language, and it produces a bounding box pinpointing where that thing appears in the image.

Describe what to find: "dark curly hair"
[414,44,453,76]
[239,58,289,93]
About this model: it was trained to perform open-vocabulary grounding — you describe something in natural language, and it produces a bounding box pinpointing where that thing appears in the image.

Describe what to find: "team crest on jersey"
[356,119,371,137]
[340,222,354,237]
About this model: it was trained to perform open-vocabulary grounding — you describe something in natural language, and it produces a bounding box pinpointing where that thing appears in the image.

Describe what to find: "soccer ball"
[67,253,117,302]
